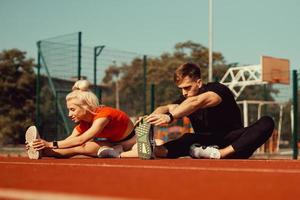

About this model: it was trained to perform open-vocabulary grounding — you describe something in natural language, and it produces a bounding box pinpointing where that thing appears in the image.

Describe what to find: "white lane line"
[1,161,300,174]
[0,188,133,200]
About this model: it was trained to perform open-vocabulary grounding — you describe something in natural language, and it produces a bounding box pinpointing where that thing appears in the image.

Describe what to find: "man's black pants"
[162,116,275,159]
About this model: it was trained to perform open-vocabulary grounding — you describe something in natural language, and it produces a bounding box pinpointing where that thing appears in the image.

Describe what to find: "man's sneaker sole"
[25,126,41,160]
[136,117,155,159]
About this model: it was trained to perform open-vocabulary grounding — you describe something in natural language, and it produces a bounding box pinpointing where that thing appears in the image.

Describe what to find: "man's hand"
[134,115,148,127]
[146,114,172,126]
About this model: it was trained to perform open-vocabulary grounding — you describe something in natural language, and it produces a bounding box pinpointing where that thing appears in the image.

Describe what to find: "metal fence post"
[36,41,41,130]
[292,70,298,159]
[150,84,155,113]
[94,45,105,100]
[78,32,82,80]
[143,55,147,115]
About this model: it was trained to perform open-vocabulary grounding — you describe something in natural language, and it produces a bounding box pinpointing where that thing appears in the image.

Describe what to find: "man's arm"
[171,91,221,118]
[151,104,179,114]
[146,91,221,125]
[135,104,179,126]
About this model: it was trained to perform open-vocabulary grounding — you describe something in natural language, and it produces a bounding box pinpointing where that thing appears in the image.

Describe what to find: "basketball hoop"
[262,56,290,85]
[272,78,280,83]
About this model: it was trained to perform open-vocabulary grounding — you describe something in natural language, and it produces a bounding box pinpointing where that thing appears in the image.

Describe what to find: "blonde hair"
[66,80,99,112]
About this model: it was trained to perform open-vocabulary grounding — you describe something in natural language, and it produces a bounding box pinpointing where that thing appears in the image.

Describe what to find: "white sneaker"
[25,126,41,159]
[190,144,221,159]
[97,145,123,158]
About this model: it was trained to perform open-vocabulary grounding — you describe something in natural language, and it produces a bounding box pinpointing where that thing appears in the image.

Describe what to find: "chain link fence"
[37,32,148,140]
[36,32,299,158]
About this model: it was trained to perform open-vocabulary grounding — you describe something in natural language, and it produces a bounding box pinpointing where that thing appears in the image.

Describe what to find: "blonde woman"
[25,80,138,159]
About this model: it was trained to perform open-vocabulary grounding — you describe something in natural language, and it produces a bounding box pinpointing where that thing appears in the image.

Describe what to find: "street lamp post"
[208,0,213,82]
[115,74,120,109]
[112,60,120,109]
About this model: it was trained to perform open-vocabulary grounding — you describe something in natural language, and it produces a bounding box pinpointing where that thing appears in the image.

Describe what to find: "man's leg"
[156,133,218,158]
[190,116,274,159]
[219,116,274,159]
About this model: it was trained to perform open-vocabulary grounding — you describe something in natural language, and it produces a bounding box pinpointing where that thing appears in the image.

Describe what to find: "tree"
[0,49,35,145]
[102,41,228,116]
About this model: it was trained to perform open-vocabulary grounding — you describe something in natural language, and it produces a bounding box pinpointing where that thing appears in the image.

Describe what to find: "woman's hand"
[29,139,51,150]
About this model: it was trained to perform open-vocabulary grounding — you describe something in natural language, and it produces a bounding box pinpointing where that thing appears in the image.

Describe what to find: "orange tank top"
[75,106,130,142]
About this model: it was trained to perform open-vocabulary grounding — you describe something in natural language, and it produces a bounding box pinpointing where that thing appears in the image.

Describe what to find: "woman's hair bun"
[72,80,91,91]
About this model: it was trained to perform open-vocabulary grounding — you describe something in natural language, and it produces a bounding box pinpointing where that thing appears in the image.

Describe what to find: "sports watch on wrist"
[52,141,59,149]
[166,112,174,123]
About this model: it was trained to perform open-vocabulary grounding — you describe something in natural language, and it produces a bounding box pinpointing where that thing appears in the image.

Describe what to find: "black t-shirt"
[174,82,243,137]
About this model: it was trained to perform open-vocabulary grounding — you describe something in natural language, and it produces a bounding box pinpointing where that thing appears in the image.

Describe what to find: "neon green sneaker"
[136,117,155,159]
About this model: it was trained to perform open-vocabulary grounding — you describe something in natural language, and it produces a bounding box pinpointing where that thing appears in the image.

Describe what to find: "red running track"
[1,157,300,200]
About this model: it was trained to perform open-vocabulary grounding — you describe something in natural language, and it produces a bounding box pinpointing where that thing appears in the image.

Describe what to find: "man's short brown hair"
[174,62,201,84]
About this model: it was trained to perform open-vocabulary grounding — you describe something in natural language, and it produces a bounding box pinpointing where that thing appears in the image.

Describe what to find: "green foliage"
[102,41,228,116]
[0,49,35,145]
[101,40,291,143]
[38,82,56,140]
[37,77,75,141]
[102,58,145,115]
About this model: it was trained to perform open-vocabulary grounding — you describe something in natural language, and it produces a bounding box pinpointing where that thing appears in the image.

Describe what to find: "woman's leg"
[118,135,138,158]
[42,141,111,158]
[120,139,164,158]
[120,143,138,157]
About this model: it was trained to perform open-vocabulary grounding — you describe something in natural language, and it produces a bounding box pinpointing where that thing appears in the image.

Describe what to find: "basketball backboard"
[261,56,290,84]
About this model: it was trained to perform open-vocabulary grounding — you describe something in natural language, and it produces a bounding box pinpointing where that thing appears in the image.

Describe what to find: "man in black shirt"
[142,62,274,159]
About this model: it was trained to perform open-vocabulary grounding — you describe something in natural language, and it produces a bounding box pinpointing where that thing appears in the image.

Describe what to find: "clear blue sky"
[1,0,299,70]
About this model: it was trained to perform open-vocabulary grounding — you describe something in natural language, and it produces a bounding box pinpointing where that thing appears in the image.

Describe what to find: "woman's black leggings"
[162,116,275,159]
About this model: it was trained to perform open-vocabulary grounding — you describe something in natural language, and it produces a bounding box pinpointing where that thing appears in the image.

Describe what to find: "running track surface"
[1,156,300,200]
